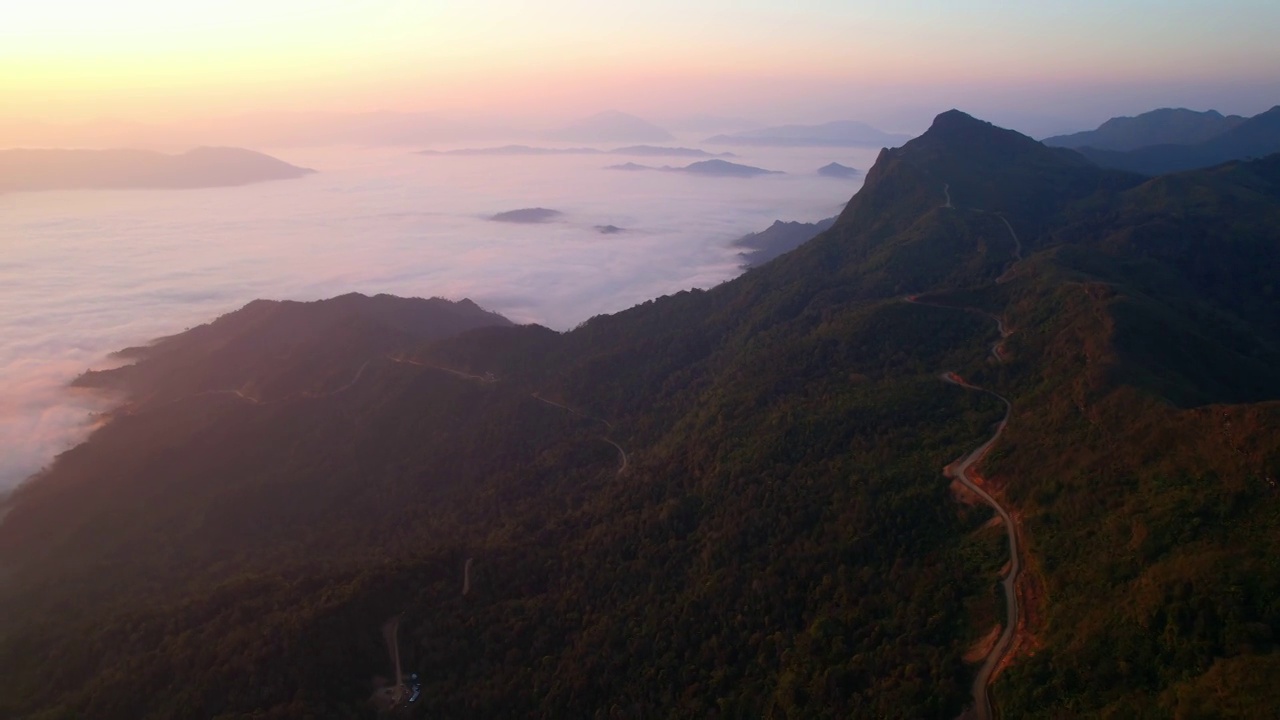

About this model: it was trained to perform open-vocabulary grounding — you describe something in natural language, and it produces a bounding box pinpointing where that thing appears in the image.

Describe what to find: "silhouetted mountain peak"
[914,109,1047,156]
[928,108,986,132]
[833,110,1135,239]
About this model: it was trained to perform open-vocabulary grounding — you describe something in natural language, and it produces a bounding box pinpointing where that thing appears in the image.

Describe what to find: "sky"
[3,0,1279,138]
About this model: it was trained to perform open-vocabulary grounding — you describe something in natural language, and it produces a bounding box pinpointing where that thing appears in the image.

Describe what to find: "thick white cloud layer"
[0,142,876,489]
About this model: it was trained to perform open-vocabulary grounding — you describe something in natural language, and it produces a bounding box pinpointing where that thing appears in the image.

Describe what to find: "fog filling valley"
[0,142,877,490]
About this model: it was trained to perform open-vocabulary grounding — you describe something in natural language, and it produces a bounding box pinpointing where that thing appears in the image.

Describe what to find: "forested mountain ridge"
[1043,108,1246,152]
[1072,105,1280,176]
[2,111,1278,719]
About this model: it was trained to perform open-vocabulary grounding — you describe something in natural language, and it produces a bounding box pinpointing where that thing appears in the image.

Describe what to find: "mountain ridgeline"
[2,111,1279,719]
[1043,108,1247,151]
[1046,105,1280,176]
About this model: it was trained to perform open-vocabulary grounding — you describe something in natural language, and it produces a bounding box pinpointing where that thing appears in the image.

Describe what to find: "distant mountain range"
[605,159,783,177]
[1050,105,1280,175]
[417,145,734,158]
[1043,108,1247,151]
[543,111,675,143]
[704,120,910,147]
[0,147,313,192]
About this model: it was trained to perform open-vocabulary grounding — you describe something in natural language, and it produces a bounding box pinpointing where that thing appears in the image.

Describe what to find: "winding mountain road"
[914,187,1025,719]
[942,372,1019,720]
[906,298,1024,717]
[906,298,1019,719]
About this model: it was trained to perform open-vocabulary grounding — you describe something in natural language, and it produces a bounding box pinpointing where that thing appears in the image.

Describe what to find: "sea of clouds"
[0,142,876,490]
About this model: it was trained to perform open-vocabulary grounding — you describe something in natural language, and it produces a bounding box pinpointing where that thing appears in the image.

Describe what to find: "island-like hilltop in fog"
[0,147,314,193]
[489,207,563,223]
[817,162,860,178]
[607,159,783,177]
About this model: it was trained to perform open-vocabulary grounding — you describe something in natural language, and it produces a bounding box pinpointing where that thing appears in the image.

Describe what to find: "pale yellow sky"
[3,0,1278,130]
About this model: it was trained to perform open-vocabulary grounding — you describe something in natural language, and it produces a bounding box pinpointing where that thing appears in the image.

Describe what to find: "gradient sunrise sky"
[4,0,1279,132]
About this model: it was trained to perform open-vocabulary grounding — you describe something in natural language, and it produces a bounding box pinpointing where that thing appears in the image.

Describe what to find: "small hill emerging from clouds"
[817,162,860,178]
[489,208,563,223]
[680,159,782,177]
[606,159,782,177]
[544,111,674,143]
[1043,108,1245,151]
[705,120,909,147]
[0,147,313,192]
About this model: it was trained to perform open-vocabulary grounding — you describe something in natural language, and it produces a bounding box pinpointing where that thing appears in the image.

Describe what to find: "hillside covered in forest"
[1,111,1278,719]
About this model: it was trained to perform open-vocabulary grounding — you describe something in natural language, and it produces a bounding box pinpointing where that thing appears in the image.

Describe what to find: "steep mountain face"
[1043,108,1245,151]
[1075,106,1280,175]
[2,112,1279,719]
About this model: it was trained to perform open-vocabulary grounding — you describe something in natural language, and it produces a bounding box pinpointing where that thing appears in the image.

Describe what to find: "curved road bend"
[531,394,627,476]
[939,182,1021,278]
[905,296,1010,364]
[600,437,629,476]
